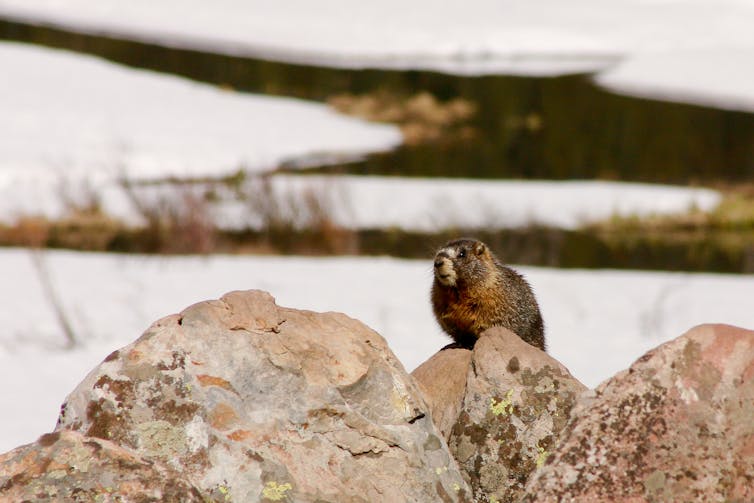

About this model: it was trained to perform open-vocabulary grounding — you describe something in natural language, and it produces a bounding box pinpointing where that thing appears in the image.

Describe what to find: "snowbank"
[235,176,720,231]
[1,249,752,452]
[0,0,750,76]
[0,42,401,184]
[1,0,753,109]
[596,48,754,113]
[0,171,721,231]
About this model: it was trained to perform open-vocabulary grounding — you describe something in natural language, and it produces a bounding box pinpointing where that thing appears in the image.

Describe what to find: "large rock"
[414,327,587,502]
[51,290,470,502]
[412,347,472,440]
[0,430,204,501]
[524,323,754,502]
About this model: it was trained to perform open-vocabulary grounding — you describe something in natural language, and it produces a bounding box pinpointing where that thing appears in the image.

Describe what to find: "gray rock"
[414,327,587,502]
[0,430,204,502]
[54,290,471,502]
[524,323,754,502]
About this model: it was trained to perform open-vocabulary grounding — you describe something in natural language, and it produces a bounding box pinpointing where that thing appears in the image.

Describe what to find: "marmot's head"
[433,238,494,287]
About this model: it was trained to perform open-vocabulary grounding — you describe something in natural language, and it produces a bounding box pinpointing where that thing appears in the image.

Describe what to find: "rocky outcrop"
[0,430,205,501]
[4,290,471,502]
[413,327,588,503]
[2,287,751,503]
[524,323,754,502]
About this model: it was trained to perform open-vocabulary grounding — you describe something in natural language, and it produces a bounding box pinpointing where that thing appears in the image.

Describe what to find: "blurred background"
[1,0,753,451]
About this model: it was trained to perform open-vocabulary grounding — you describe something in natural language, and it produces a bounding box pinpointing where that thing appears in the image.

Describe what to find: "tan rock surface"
[412,347,472,440]
[52,290,471,502]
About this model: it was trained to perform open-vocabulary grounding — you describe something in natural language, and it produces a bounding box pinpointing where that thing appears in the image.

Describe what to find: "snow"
[1,248,753,452]
[0,42,721,231]
[0,4,752,456]
[213,176,722,231]
[1,0,754,108]
[0,42,401,184]
[596,49,754,113]
[0,40,723,232]
[0,170,721,231]
[0,0,751,75]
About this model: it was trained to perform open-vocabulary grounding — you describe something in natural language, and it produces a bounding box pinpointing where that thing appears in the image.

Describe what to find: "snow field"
[1,249,752,452]
[0,42,402,183]
[0,41,727,232]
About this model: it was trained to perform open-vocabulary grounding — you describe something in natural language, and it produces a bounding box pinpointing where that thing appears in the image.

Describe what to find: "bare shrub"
[241,174,358,255]
[120,179,217,254]
[3,171,356,256]
[56,176,103,216]
[299,182,359,255]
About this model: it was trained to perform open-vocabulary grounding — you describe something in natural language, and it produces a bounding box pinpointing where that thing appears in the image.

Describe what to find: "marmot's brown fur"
[431,238,545,350]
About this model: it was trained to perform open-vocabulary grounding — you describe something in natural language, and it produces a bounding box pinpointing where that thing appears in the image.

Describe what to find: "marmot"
[431,238,546,351]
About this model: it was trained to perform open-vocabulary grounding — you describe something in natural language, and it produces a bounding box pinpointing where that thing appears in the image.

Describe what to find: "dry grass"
[327,90,477,145]
[239,174,358,255]
[0,173,358,255]
[583,187,754,271]
[121,179,218,254]
[591,187,754,234]
[2,177,753,271]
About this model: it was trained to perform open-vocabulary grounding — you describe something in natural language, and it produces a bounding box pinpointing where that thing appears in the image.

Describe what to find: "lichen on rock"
[523,323,754,502]
[0,430,205,501]
[413,326,587,502]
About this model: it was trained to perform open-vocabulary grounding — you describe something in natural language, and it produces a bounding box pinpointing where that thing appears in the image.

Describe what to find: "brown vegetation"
[327,90,477,145]
[1,178,753,272]
[0,175,359,256]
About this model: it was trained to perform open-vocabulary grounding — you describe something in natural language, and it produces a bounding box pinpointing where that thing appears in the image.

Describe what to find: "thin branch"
[29,249,77,349]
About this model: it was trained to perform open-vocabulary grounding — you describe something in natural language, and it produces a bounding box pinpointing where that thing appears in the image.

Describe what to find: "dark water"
[355,228,754,273]
[2,17,754,272]
[2,17,754,183]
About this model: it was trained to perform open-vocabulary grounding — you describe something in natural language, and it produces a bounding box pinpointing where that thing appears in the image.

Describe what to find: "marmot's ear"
[474,242,486,256]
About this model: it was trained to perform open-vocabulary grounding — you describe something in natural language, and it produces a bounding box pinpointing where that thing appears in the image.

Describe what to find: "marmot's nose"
[434,258,444,268]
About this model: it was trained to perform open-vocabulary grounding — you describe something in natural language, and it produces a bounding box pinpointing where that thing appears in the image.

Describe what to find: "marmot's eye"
[458,249,466,258]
